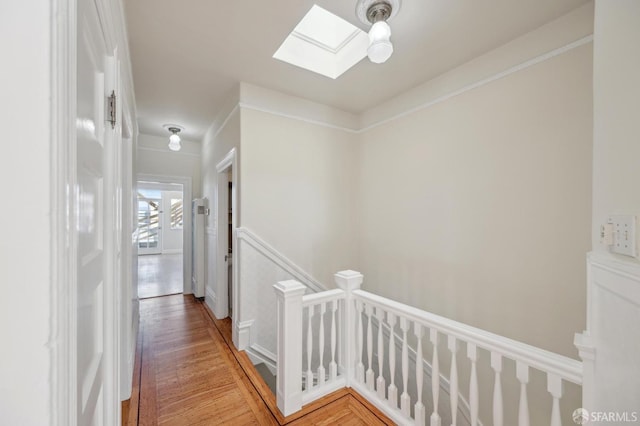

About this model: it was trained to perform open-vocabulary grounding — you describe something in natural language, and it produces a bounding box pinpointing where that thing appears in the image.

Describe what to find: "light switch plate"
[608,215,637,257]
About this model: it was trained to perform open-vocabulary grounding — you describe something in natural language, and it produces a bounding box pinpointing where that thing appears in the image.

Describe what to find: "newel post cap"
[273,280,307,297]
[334,270,363,291]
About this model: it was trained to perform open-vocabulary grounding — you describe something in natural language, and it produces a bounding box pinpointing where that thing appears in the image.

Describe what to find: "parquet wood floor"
[123,294,394,426]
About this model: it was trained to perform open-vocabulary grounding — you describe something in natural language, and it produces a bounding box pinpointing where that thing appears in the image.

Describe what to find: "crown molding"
[238,102,359,133]
[359,35,593,133]
[234,35,592,135]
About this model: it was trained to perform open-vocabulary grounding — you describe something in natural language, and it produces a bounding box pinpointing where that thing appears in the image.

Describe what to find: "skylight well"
[273,5,369,79]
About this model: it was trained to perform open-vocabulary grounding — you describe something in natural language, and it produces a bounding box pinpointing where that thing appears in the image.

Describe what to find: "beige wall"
[592,0,640,256]
[354,42,592,425]
[357,44,593,358]
[240,107,358,287]
[137,133,202,197]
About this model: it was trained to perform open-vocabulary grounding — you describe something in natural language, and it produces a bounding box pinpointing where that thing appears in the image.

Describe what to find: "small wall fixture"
[356,0,400,64]
[163,124,183,152]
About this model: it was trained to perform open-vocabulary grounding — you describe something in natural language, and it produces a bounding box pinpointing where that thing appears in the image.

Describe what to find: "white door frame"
[215,148,239,344]
[52,0,76,422]
[119,100,138,402]
[137,174,193,294]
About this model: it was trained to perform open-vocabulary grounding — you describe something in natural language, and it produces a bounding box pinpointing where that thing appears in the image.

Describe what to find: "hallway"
[123,295,393,425]
[138,254,183,299]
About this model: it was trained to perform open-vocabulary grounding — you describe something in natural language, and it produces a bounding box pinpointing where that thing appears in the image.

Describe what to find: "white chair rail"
[274,270,583,426]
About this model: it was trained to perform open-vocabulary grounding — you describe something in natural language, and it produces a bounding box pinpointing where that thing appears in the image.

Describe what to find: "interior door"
[76,0,118,423]
[138,198,162,254]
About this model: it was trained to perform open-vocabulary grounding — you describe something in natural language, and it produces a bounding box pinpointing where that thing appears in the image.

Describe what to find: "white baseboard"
[205,286,217,313]
[236,320,253,350]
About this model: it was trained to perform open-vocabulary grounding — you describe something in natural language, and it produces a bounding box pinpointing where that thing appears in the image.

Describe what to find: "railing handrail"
[353,289,582,385]
[302,289,345,307]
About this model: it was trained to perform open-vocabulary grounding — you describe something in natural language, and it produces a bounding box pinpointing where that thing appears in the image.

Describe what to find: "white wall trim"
[234,35,592,136]
[236,227,327,293]
[137,174,193,294]
[238,102,358,134]
[215,147,237,173]
[214,148,239,343]
[246,344,277,375]
[205,286,217,314]
[236,320,253,351]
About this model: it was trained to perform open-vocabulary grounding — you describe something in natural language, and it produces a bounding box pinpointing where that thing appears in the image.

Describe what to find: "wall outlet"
[608,215,637,257]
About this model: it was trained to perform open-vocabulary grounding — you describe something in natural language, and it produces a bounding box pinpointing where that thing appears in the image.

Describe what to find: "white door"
[76,0,119,423]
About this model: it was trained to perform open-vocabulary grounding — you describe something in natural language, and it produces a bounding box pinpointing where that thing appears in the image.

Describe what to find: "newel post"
[334,270,364,387]
[274,280,307,417]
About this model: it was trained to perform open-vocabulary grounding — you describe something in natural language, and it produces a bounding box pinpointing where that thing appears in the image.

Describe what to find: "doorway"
[137,181,184,298]
[215,148,237,331]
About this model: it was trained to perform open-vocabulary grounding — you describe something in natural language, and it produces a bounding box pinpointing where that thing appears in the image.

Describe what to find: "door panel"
[77,0,110,423]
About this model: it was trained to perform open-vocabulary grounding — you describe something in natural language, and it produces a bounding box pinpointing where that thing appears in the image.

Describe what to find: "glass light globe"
[168,133,181,151]
[368,21,393,64]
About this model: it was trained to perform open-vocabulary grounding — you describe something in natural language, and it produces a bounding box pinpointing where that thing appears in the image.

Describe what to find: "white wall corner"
[203,87,241,145]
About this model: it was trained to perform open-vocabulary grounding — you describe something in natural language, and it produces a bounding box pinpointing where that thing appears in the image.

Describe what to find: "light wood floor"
[123,294,394,425]
[137,254,183,299]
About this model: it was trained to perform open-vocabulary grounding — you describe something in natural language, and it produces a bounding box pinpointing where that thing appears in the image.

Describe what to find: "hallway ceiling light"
[164,124,183,152]
[356,0,400,64]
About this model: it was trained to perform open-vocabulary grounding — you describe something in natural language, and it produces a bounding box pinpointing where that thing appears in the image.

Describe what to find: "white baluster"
[376,306,386,400]
[414,323,425,426]
[516,362,530,426]
[387,312,398,409]
[329,299,338,381]
[467,343,478,426]
[317,302,326,386]
[430,329,441,426]
[400,317,411,417]
[448,336,459,426]
[547,374,563,426]
[356,300,365,383]
[366,304,375,391]
[306,305,314,390]
[490,352,503,426]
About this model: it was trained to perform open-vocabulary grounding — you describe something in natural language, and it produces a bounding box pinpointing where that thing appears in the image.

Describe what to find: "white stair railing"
[275,271,583,425]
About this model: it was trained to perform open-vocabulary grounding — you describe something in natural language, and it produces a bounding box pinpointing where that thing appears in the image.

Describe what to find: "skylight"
[273,5,368,79]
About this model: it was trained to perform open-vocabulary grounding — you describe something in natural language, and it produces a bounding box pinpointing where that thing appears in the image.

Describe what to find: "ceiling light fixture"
[163,124,183,152]
[356,0,400,64]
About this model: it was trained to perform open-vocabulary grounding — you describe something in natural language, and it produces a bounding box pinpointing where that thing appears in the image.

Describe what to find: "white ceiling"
[124,0,589,141]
